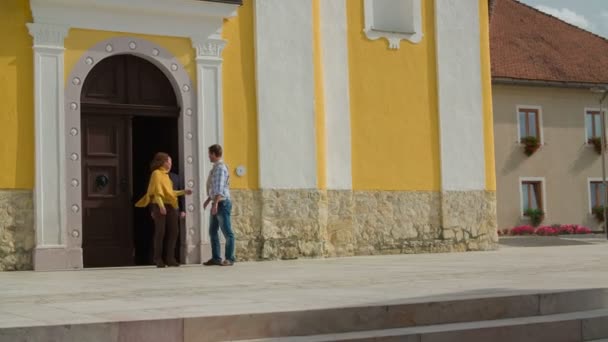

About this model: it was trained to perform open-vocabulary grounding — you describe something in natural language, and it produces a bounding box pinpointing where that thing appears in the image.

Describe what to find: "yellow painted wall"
[313,0,327,190]
[479,0,497,191]
[0,0,34,189]
[347,0,440,191]
[222,0,259,189]
[2,0,490,194]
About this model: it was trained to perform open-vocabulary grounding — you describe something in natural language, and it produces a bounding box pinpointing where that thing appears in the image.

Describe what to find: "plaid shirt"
[206,160,230,200]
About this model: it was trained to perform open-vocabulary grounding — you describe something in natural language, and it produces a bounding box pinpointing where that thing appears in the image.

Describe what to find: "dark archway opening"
[80,54,181,268]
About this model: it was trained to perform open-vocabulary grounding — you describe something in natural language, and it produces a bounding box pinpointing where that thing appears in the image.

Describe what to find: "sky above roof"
[518,0,608,38]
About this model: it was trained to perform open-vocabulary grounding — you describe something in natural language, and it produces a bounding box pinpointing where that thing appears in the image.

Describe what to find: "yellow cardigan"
[135,168,185,210]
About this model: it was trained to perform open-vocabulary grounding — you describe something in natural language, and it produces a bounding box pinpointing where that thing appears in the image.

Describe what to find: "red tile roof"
[490,0,608,85]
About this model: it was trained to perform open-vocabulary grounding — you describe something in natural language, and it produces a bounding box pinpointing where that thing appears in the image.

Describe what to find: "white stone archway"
[64,37,199,269]
[27,0,237,270]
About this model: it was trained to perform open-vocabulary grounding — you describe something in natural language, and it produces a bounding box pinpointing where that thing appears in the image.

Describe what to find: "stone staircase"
[222,289,608,342]
[236,308,608,341]
[2,289,608,342]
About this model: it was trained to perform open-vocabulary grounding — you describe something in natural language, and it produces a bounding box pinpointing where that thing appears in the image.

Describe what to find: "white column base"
[33,247,82,271]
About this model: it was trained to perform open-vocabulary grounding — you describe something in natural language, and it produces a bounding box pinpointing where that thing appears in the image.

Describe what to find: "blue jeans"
[209,199,235,262]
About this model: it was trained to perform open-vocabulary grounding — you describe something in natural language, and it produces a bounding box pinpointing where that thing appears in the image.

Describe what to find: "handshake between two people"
[155,190,222,217]
[156,189,193,216]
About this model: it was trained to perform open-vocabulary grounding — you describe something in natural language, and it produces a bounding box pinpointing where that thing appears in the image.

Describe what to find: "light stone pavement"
[0,240,607,329]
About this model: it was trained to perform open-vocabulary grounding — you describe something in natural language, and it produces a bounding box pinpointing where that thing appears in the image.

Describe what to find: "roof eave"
[201,0,242,5]
[492,77,608,90]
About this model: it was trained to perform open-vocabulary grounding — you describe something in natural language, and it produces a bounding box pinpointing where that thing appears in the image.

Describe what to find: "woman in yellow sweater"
[136,152,192,268]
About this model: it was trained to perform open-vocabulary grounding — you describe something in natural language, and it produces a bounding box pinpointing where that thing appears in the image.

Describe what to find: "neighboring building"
[0,0,497,271]
[490,0,608,230]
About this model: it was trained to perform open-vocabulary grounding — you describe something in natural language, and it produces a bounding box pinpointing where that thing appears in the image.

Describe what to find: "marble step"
[2,289,607,342]
[181,288,608,341]
[235,308,608,342]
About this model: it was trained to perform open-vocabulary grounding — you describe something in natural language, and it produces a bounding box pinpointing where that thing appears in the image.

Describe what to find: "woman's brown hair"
[150,152,170,172]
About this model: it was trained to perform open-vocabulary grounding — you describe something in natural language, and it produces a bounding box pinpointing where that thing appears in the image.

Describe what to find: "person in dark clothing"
[169,172,186,218]
[168,172,186,263]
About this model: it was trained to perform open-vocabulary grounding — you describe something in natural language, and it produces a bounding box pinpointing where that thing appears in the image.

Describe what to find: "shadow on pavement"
[499,236,592,247]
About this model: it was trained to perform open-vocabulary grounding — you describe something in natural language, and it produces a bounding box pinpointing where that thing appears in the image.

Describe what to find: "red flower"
[506,224,593,237]
[511,225,535,235]
[535,226,558,236]
[557,225,575,235]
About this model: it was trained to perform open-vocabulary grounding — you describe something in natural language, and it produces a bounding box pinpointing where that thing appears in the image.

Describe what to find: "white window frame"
[516,105,544,144]
[588,177,605,213]
[363,0,423,49]
[519,177,546,218]
[584,107,607,144]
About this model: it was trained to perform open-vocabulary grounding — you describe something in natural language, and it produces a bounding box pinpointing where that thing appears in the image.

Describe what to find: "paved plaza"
[1,239,608,330]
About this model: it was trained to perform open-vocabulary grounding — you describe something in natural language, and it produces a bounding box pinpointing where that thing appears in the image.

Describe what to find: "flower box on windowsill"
[589,137,603,155]
[521,136,540,156]
[523,208,544,227]
[593,206,605,222]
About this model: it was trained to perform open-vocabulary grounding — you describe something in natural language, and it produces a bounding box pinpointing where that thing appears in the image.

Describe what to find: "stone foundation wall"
[230,189,497,261]
[326,190,355,257]
[0,190,34,271]
[0,189,497,270]
[231,190,263,261]
[257,190,327,260]
[353,191,443,255]
[441,191,499,251]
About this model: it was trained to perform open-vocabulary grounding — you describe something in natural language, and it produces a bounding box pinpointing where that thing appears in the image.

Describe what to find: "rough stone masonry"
[0,190,34,271]
[231,189,498,261]
[0,189,497,270]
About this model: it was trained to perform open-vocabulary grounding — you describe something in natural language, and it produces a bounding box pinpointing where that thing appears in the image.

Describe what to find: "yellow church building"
[0,0,497,271]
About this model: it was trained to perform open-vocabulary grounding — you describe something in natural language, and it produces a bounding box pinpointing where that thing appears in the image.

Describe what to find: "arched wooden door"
[80,55,179,268]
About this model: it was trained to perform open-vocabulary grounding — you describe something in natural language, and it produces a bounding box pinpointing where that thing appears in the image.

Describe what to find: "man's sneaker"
[221,260,234,266]
[202,259,222,266]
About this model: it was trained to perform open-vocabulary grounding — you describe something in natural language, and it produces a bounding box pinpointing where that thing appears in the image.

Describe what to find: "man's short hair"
[208,144,223,157]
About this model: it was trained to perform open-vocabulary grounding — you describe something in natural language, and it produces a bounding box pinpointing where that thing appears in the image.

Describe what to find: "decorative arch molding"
[64,37,199,270]
[27,0,237,270]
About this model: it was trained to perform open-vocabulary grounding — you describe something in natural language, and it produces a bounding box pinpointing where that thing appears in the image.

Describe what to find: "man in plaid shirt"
[203,144,235,266]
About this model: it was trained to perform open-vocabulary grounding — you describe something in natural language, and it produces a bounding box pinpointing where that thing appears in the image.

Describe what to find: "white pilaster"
[27,23,77,270]
[192,35,226,263]
[320,0,352,190]
[254,0,317,189]
[435,0,486,191]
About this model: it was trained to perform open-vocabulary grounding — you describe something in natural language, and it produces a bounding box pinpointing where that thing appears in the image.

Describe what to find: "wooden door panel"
[127,56,177,106]
[83,207,120,244]
[82,114,133,267]
[82,55,177,108]
[85,125,119,156]
[81,56,127,104]
[85,165,118,198]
